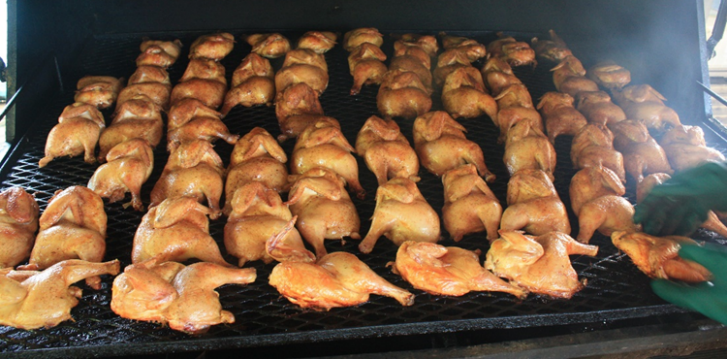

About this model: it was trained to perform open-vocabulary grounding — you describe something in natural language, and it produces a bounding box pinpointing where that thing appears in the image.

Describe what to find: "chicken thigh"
[493,84,543,143]
[88,138,154,211]
[348,43,388,95]
[377,70,433,119]
[500,169,571,235]
[481,57,522,96]
[609,120,673,182]
[536,92,587,143]
[571,124,626,182]
[170,59,227,108]
[221,53,275,114]
[442,164,502,241]
[39,102,106,167]
[569,165,626,215]
[355,116,419,185]
[98,95,163,160]
[0,187,39,268]
[503,120,557,180]
[442,67,498,121]
[275,49,329,96]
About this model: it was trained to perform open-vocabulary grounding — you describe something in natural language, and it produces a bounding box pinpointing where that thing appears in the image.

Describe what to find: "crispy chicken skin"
[355,116,420,185]
[0,188,39,268]
[486,231,598,299]
[500,169,571,236]
[270,251,414,310]
[298,31,338,53]
[433,50,472,89]
[377,70,433,119]
[99,95,163,160]
[348,43,388,95]
[531,30,572,62]
[588,61,631,90]
[442,164,502,241]
[577,195,637,244]
[359,178,440,254]
[389,54,433,90]
[612,84,681,132]
[286,168,361,258]
[275,49,329,96]
[439,33,487,61]
[275,83,327,141]
[481,57,522,96]
[611,231,711,283]
[442,67,498,121]
[569,165,626,215]
[658,125,726,171]
[170,59,227,109]
[166,98,239,152]
[537,92,587,144]
[189,32,234,61]
[413,111,495,181]
[150,140,225,218]
[575,91,626,126]
[88,139,154,211]
[111,257,255,334]
[132,196,230,266]
[221,54,275,114]
[137,39,182,68]
[231,53,275,87]
[551,56,599,97]
[225,127,289,214]
[493,84,543,143]
[488,34,536,67]
[343,28,384,51]
[392,241,525,298]
[39,102,106,167]
[504,120,557,180]
[638,173,727,238]
[396,33,439,58]
[571,124,626,182]
[225,183,313,266]
[291,119,365,198]
[246,33,291,59]
[609,120,673,182]
[120,65,173,110]
[74,76,124,109]
[0,260,120,330]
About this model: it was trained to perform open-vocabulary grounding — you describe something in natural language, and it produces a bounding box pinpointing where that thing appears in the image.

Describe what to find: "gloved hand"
[651,243,727,325]
[633,162,727,236]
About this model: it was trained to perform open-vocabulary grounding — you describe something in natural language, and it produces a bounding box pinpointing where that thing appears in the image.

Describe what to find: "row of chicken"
[3,29,724,334]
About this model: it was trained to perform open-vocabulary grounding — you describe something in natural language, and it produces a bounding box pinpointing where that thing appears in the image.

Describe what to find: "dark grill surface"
[0,31,707,358]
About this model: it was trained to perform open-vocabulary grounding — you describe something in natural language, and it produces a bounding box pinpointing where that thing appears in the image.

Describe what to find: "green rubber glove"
[651,243,727,324]
[633,162,727,236]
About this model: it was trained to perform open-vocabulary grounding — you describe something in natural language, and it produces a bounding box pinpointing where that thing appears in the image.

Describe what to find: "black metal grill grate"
[0,31,707,358]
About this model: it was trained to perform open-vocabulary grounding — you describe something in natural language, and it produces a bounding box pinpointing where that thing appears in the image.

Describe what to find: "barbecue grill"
[3,1,727,358]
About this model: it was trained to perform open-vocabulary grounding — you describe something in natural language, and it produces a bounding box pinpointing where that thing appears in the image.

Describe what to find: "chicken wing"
[98,95,163,160]
[658,125,726,171]
[297,31,337,53]
[39,102,106,167]
[611,231,710,283]
[189,32,234,61]
[485,231,598,299]
[0,260,119,329]
[531,30,572,62]
[0,188,39,268]
[536,92,587,143]
[612,84,681,132]
[500,169,571,235]
[355,116,419,185]
[348,43,387,95]
[503,120,557,180]
[569,165,626,215]
[343,28,384,51]
[269,251,413,310]
[442,67,498,121]
[442,164,502,241]
[609,120,673,182]
[170,59,227,108]
[587,61,631,90]
[74,76,124,109]
[275,49,329,96]
[413,111,495,181]
[286,168,361,258]
[481,57,522,96]
[132,196,229,266]
[88,139,154,211]
[377,70,433,119]
[393,241,525,297]
[221,54,275,114]
[575,91,626,126]
[137,39,182,68]
[571,124,626,182]
[246,33,291,59]
[551,56,599,97]
[488,34,536,67]
[493,84,543,143]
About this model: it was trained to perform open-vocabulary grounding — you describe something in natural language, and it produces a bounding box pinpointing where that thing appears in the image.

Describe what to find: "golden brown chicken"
[348,43,388,95]
[0,187,38,268]
[569,165,626,215]
[118,65,172,111]
[396,33,439,58]
[587,61,631,90]
[574,91,626,126]
[392,241,525,297]
[609,120,673,182]
[440,33,487,60]
[433,50,472,89]
[189,32,235,60]
[551,56,599,97]
[500,169,571,235]
[286,168,361,258]
[166,98,239,152]
[225,183,314,266]
[355,116,420,185]
[493,84,543,143]
[136,39,183,68]
[170,59,227,108]
[275,49,329,96]
[481,57,523,96]
[246,33,291,58]
[638,173,727,238]
[377,70,433,119]
[442,67,499,121]
[275,83,327,141]
[413,111,495,181]
[98,95,163,160]
[442,164,502,241]
[612,84,681,132]
[111,257,255,334]
[132,196,229,266]
[611,231,711,283]
[571,124,626,182]
[297,31,337,53]
[0,259,119,330]
[531,30,572,62]
[488,35,536,67]
[343,28,384,51]
[87,139,154,211]
[658,125,726,171]
[504,120,557,180]
[485,231,598,299]
[536,92,587,143]
[74,76,124,109]
[39,102,106,167]
[389,53,433,91]
[359,178,440,254]
[291,119,366,198]
[225,127,289,214]
[577,194,638,243]
[221,53,276,114]
[269,251,414,310]
[150,140,225,218]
